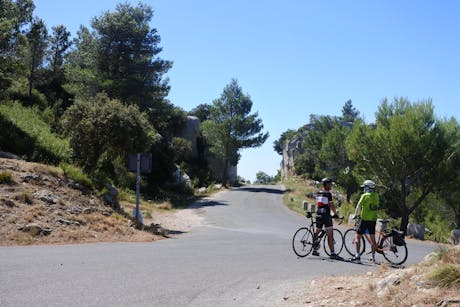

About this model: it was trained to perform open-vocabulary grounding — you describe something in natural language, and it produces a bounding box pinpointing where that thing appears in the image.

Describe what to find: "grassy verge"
[281,177,354,222]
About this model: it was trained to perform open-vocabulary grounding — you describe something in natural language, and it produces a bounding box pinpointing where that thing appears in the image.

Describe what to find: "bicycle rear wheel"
[380,235,408,265]
[292,227,314,257]
[343,228,365,257]
[323,228,344,256]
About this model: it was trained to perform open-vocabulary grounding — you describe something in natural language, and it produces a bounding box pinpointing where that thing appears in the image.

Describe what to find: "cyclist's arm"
[353,203,361,218]
[330,200,339,217]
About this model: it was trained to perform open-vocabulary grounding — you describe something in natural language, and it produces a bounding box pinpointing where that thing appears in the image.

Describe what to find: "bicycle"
[292,205,344,258]
[343,217,408,265]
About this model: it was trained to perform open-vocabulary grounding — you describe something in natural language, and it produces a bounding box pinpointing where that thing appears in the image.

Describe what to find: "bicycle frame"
[291,211,344,257]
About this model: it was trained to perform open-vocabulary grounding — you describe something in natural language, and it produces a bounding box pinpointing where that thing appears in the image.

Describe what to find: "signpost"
[127,153,152,223]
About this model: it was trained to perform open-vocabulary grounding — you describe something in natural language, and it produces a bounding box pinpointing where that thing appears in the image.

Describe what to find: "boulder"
[407,223,425,240]
[0,151,21,160]
[20,223,43,236]
[198,187,207,194]
[376,273,401,298]
[451,229,460,245]
[103,183,119,209]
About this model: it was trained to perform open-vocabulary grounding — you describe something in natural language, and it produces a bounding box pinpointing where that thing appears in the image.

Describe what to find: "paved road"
[0,185,439,306]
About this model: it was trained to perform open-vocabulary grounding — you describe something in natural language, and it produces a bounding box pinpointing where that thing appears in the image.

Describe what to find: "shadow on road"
[190,200,229,208]
[236,186,285,195]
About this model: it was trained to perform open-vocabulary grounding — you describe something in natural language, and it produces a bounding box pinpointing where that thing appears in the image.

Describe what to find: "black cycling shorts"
[316,207,333,228]
[357,220,376,235]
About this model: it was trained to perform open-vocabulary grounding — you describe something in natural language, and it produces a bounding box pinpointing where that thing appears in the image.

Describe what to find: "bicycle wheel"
[323,228,344,256]
[380,235,408,265]
[292,227,314,257]
[343,228,365,257]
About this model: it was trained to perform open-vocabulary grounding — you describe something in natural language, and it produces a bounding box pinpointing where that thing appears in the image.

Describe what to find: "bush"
[0,171,14,184]
[60,163,93,188]
[62,93,156,173]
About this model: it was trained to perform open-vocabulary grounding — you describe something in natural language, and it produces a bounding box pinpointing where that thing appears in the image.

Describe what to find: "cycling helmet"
[321,178,333,190]
[361,180,375,192]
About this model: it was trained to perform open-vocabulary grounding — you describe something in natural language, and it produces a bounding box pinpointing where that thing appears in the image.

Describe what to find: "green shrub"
[428,264,460,288]
[60,163,93,188]
[0,171,14,184]
[0,102,72,164]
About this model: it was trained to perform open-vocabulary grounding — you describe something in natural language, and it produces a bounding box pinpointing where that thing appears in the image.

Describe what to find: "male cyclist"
[351,180,379,263]
[312,178,343,260]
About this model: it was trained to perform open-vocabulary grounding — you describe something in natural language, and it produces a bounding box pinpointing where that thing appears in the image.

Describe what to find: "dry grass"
[289,246,460,306]
[0,171,15,184]
[13,189,33,204]
[31,164,63,177]
[282,178,318,215]
[0,157,164,246]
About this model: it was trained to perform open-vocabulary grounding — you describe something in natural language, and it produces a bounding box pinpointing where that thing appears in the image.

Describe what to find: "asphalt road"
[0,185,440,306]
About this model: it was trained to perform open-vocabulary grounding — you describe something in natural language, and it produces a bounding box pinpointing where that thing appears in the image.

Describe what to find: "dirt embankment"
[0,158,202,246]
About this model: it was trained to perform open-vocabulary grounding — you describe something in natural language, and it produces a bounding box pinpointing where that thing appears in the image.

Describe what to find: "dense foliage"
[0,1,189,192]
[276,99,460,237]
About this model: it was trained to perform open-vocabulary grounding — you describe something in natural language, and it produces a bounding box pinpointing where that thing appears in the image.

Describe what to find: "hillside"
[0,158,201,246]
[285,246,460,306]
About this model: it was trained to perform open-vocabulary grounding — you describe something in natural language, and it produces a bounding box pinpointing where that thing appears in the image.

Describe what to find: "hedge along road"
[0,185,439,306]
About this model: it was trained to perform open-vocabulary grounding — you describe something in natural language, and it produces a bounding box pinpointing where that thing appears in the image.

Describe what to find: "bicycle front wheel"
[380,236,408,266]
[343,228,365,257]
[292,227,314,257]
[323,228,344,256]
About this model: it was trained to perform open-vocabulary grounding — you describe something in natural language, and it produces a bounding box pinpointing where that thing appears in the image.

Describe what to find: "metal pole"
[135,153,140,222]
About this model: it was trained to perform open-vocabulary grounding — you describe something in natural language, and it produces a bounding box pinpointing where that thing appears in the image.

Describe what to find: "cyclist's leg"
[326,226,334,252]
[314,216,324,249]
[365,221,377,260]
[354,218,366,259]
[354,233,362,257]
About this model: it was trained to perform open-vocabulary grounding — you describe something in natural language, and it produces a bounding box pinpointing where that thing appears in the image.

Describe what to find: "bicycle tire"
[343,228,366,257]
[380,235,408,265]
[323,228,344,256]
[292,227,314,257]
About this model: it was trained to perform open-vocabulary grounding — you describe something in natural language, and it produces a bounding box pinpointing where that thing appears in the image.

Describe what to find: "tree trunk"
[399,205,409,233]
[222,158,229,187]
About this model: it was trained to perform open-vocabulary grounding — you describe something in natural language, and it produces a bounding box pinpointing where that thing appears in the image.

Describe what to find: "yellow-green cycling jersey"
[357,192,379,221]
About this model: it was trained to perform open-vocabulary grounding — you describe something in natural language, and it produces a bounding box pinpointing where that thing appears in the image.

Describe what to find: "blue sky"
[35,1,460,182]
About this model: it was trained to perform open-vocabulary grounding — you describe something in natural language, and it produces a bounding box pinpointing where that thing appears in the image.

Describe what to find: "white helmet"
[361,180,375,190]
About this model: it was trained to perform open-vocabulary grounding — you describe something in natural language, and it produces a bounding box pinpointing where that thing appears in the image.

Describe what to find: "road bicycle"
[343,217,408,265]
[292,205,344,257]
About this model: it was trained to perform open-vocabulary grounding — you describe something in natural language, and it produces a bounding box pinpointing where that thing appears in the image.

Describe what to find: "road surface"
[0,185,439,306]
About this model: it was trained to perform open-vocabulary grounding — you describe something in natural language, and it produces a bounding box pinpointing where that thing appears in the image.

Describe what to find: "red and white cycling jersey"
[316,190,332,207]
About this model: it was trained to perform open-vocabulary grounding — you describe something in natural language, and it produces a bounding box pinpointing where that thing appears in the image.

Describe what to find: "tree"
[48,25,71,74]
[319,124,358,201]
[189,103,211,122]
[0,0,34,93]
[294,115,339,178]
[202,79,269,184]
[90,2,172,110]
[345,98,455,232]
[341,99,359,122]
[64,25,99,99]
[255,171,273,184]
[433,118,460,228]
[273,129,296,155]
[26,17,48,97]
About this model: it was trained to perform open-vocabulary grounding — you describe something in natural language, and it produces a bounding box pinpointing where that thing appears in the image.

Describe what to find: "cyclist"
[351,179,379,263]
[312,178,343,260]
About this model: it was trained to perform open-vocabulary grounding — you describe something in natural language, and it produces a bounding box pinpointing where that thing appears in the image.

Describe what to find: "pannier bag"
[391,229,405,246]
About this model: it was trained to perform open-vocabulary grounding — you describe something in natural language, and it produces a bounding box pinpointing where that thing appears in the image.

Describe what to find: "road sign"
[127,153,152,174]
